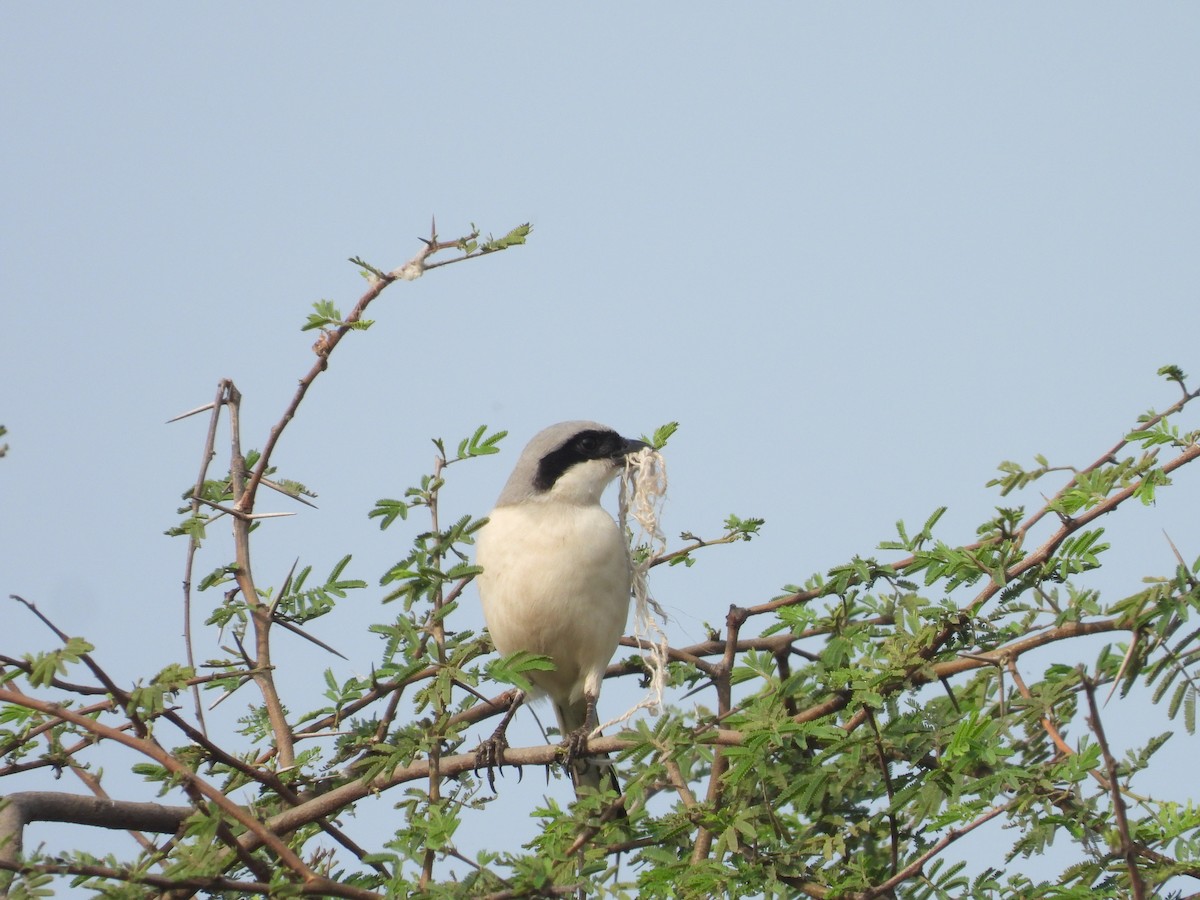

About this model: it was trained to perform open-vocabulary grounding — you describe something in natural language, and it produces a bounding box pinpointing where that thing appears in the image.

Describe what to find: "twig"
[864,709,899,875]
[0,856,380,900]
[420,451,449,891]
[241,221,506,511]
[1083,674,1147,900]
[861,801,1014,897]
[746,399,1200,621]
[10,595,153,740]
[222,386,296,769]
[691,605,745,864]
[180,380,230,736]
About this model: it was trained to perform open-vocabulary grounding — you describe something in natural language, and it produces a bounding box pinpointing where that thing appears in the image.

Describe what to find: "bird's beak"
[620,437,652,457]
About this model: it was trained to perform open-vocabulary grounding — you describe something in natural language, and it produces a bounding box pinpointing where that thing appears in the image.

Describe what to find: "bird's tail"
[555,698,621,799]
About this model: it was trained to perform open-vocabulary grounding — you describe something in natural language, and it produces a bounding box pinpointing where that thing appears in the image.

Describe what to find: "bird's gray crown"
[495,420,643,505]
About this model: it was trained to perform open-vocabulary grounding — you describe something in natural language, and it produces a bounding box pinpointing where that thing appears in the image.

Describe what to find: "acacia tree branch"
[661,751,699,811]
[175,226,526,777]
[0,683,318,885]
[9,596,152,743]
[746,395,1200,620]
[256,731,745,850]
[179,379,229,737]
[859,801,1015,898]
[0,791,193,881]
[0,696,115,770]
[419,450,449,891]
[0,856,381,900]
[0,730,733,895]
[649,530,751,568]
[5,297,1190,900]
[1005,659,1160,852]
[832,619,1127,735]
[219,384,296,770]
[691,604,746,864]
[1083,674,1147,900]
[975,441,1200,613]
[241,222,508,511]
[1015,383,1200,539]
[67,764,159,856]
[841,439,1200,731]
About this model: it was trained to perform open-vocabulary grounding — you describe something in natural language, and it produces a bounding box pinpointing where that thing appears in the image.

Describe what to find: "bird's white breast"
[476,501,631,705]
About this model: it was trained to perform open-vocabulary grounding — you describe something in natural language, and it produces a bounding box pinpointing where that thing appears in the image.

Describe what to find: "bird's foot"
[473,690,524,793]
[474,729,510,793]
[560,725,592,768]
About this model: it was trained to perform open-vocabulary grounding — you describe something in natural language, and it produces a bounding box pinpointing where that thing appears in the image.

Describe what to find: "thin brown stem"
[691,604,745,864]
[861,801,1014,898]
[240,225,488,511]
[180,380,228,737]
[419,453,449,891]
[224,386,295,769]
[1083,674,1147,900]
[0,857,380,900]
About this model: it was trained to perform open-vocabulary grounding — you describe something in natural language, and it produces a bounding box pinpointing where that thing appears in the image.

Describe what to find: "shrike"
[476,420,649,795]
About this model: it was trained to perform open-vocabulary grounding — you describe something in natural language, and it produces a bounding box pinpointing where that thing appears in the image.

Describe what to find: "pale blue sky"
[3,4,1199,893]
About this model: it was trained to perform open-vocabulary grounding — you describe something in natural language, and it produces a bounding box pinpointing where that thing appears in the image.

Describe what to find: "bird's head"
[495,420,650,506]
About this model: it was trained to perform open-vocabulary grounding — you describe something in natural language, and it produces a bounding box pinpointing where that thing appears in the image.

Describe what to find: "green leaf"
[455,425,507,460]
[369,498,410,530]
[302,298,374,332]
[648,421,679,449]
[347,255,385,278]
[479,222,532,253]
[723,514,765,540]
[1158,363,1187,385]
[484,651,555,693]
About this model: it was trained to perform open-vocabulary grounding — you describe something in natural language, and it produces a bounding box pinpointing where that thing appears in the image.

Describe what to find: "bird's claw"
[560,726,591,767]
[474,731,510,793]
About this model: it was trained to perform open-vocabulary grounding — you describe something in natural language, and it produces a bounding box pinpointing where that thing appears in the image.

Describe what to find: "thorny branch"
[0,682,319,884]
[1084,674,1148,900]
[166,224,526,774]
[690,604,746,864]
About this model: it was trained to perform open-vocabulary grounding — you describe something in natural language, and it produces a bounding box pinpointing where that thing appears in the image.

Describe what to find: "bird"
[475,420,649,797]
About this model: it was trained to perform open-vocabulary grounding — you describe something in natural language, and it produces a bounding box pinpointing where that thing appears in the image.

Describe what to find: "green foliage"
[271,555,367,624]
[453,222,533,256]
[478,222,532,253]
[302,298,375,333]
[988,454,1063,496]
[435,424,507,462]
[669,513,765,568]
[1159,363,1188,387]
[347,255,386,279]
[646,420,679,449]
[368,429,504,534]
[22,638,95,688]
[367,497,409,530]
[126,664,195,720]
[163,449,315,547]
[484,650,556,694]
[723,512,764,540]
